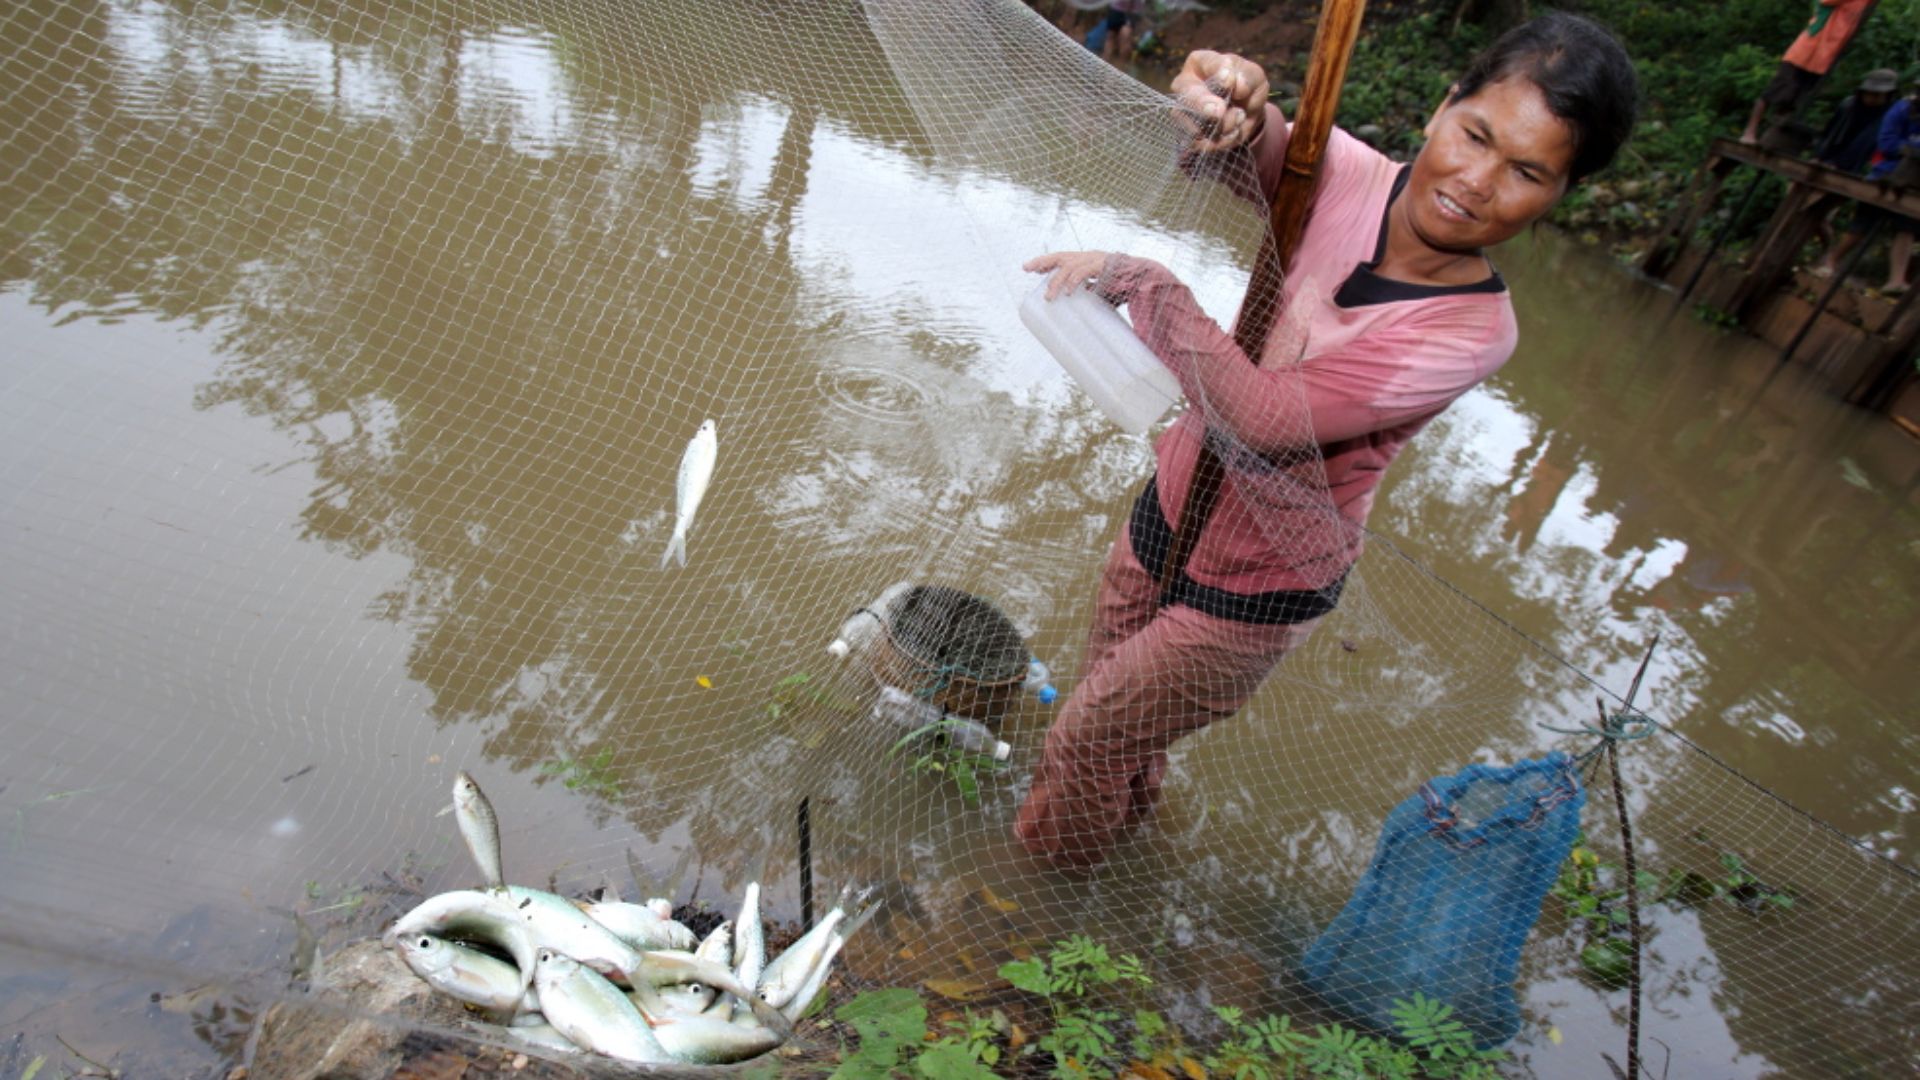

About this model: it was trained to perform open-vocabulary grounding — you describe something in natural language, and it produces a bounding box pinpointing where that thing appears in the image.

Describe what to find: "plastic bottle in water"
[826,581,913,659]
[873,686,1011,762]
[1023,657,1057,704]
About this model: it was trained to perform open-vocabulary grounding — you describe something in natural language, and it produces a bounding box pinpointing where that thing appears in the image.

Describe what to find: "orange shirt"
[1782,0,1874,75]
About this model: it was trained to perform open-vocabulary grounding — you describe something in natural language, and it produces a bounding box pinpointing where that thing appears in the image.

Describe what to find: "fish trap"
[868,584,1028,726]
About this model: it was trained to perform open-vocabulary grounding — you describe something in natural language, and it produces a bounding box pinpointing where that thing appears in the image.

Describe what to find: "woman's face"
[1407,76,1578,254]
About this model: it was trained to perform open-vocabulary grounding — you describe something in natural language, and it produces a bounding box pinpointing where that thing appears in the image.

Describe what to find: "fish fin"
[839,890,883,940]
[660,532,685,569]
[746,988,795,1037]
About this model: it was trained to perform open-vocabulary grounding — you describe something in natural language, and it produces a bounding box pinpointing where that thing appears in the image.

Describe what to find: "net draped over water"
[1,0,1916,1075]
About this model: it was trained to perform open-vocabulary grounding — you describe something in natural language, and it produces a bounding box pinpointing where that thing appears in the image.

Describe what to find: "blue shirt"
[1868,98,1920,180]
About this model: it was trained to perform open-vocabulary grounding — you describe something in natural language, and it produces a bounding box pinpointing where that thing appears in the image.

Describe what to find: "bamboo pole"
[1155,0,1369,598]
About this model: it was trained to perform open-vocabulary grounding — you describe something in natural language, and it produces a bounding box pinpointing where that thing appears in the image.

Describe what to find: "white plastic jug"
[1019,280,1182,436]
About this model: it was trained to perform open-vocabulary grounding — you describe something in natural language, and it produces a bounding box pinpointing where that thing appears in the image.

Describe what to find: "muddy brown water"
[1,2,1915,1076]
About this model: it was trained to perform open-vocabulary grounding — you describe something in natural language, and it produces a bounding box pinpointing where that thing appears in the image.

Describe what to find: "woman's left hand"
[1024,251,1114,301]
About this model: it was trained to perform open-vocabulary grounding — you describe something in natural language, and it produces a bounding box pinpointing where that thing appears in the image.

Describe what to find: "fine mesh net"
[1,0,1916,1075]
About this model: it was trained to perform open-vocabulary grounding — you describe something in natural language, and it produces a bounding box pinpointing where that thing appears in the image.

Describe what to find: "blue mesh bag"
[1301,753,1583,1047]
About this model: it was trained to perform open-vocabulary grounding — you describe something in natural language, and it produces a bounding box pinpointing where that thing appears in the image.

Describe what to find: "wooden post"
[1726,185,1838,320]
[1847,288,1920,410]
[1155,0,1368,598]
[1639,151,1738,281]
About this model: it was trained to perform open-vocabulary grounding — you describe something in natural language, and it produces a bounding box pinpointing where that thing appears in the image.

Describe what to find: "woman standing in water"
[1016,13,1638,870]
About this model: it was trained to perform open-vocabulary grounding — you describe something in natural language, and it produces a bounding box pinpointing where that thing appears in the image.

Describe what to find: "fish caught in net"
[0,0,1915,1077]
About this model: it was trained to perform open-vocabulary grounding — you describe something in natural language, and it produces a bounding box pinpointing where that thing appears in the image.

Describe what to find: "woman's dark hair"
[1450,12,1638,185]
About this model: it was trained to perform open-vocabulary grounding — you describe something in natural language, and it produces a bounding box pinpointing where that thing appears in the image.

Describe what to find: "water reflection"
[0,1,1916,1076]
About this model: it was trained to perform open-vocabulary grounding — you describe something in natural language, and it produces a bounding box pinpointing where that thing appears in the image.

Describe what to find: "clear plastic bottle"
[827,580,913,659]
[1018,281,1181,436]
[1023,657,1057,704]
[873,686,1011,762]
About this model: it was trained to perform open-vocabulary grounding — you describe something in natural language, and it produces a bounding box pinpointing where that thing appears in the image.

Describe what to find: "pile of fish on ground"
[382,771,876,1065]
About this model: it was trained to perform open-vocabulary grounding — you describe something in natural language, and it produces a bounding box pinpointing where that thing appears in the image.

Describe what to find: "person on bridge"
[1815,75,1920,294]
[1013,14,1639,870]
[1739,0,1876,146]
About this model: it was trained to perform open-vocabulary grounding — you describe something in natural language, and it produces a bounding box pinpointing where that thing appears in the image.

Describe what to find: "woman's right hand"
[1171,50,1271,153]
[1024,251,1115,301]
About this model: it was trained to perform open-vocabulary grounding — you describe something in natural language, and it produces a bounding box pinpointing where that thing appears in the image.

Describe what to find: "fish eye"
[417,936,433,949]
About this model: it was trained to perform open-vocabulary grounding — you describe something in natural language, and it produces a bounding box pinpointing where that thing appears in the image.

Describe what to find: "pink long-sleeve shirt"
[1096,107,1518,598]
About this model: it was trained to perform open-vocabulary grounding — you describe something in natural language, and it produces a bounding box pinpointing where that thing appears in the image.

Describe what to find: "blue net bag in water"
[1301,753,1584,1047]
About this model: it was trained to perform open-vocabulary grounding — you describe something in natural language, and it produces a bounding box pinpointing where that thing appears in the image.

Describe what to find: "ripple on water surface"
[813,362,933,425]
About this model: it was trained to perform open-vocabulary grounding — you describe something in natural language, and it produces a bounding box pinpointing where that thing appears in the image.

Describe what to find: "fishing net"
[1,0,1916,1075]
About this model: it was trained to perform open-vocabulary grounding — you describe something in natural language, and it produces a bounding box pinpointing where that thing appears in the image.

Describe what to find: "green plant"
[1206,1006,1309,1080]
[999,934,1153,1077]
[989,936,1512,1080]
[889,717,1008,807]
[302,879,366,915]
[1557,834,1797,985]
[1389,993,1505,1079]
[924,1010,1006,1074]
[1713,850,1796,912]
[1691,302,1740,329]
[539,748,621,797]
[1552,834,1637,986]
[830,988,928,1080]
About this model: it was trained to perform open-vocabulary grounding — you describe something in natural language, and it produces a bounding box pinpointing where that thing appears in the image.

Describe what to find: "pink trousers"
[1014,528,1321,870]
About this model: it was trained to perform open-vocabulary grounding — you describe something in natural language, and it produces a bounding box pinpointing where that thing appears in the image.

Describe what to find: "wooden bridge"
[1639,136,1920,426]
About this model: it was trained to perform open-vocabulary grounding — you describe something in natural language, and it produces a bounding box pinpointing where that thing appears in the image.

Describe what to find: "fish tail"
[661,530,687,569]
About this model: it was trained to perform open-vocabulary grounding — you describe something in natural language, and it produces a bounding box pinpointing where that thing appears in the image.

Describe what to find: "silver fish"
[499,887,647,980]
[393,932,535,1015]
[386,892,538,998]
[581,899,698,952]
[755,908,844,1009]
[694,920,733,968]
[500,1020,582,1054]
[661,419,717,568]
[634,951,792,1036]
[758,888,880,1015]
[390,887,642,987]
[630,998,786,1064]
[533,949,669,1064]
[451,771,504,892]
[733,882,766,1006]
[678,919,732,1014]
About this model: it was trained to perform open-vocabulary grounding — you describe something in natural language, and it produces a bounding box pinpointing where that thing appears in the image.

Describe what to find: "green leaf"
[915,1042,1000,1080]
[1581,942,1632,986]
[1659,870,1718,907]
[837,988,928,1046]
[21,1057,46,1080]
[951,761,979,805]
[830,1056,899,1080]
[999,958,1050,996]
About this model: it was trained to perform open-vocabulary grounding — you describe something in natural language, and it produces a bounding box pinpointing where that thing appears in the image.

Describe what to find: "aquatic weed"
[539,748,621,797]
[888,720,1007,808]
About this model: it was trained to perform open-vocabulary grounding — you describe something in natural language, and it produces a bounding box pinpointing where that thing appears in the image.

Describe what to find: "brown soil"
[1031,1,1322,80]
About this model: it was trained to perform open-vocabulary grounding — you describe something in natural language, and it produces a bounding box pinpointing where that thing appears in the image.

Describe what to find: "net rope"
[1,0,1915,1075]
